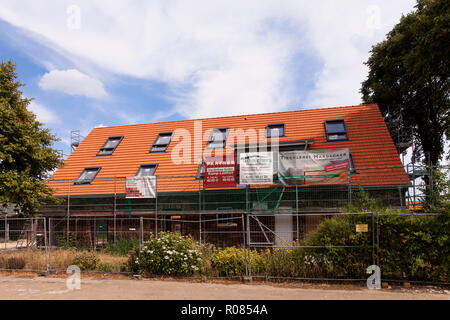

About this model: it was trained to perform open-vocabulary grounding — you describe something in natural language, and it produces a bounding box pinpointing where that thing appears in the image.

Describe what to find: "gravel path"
[0,274,448,300]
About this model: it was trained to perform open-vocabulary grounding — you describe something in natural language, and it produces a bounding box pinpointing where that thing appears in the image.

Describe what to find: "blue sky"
[0,1,417,158]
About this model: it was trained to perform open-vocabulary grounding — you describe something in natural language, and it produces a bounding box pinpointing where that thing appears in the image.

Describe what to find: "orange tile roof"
[48,104,408,196]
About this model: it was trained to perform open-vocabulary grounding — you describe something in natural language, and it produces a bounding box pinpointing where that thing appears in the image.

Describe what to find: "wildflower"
[164,256,169,259]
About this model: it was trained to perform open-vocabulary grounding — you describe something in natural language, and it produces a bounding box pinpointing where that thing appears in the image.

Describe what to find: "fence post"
[114,176,117,243]
[43,218,49,272]
[376,212,380,267]
[242,214,248,276]
[48,217,52,272]
[246,213,251,277]
[4,216,7,248]
[140,216,143,252]
[371,212,375,266]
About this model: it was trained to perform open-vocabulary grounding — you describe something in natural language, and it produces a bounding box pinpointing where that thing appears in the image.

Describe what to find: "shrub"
[119,262,129,273]
[98,262,114,272]
[102,237,139,256]
[6,257,26,270]
[300,214,373,279]
[56,234,89,250]
[210,247,264,277]
[72,252,99,271]
[300,186,450,282]
[134,232,203,276]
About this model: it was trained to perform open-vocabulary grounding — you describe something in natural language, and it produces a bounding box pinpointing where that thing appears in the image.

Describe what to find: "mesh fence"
[0,213,447,285]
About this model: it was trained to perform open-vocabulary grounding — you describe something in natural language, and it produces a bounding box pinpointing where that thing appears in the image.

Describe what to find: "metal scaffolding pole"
[67,180,70,242]
[155,176,158,237]
[296,185,299,242]
[114,177,117,243]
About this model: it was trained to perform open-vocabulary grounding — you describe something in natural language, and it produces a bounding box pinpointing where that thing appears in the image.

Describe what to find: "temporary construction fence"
[0,217,47,250]
[0,213,448,285]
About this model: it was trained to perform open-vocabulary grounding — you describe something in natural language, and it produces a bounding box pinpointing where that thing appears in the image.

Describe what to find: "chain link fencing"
[0,212,447,286]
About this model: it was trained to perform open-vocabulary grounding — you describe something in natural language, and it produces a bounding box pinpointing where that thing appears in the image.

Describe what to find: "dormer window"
[206,128,228,149]
[136,164,158,177]
[97,136,123,156]
[150,132,173,153]
[325,119,348,141]
[74,167,101,185]
[266,123,285,138]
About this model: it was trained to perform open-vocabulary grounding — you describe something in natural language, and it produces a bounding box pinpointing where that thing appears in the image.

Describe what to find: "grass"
[0,249,128,272]
[101,237,139,256]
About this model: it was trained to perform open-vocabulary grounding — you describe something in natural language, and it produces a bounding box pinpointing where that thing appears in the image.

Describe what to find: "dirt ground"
[0,272,448,300]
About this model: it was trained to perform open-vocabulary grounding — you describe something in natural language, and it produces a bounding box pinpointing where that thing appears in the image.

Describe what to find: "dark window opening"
[97,136,123,156]
[325,119,348,141]
[75,167,101,185]
[349,153,357,174]
[136,164,158,177]
[150,132,173,153]
[207,128,228,149]
[266,123,285,138]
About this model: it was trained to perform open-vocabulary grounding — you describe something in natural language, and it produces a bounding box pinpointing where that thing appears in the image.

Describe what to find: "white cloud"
[0,0,416,117]
[38,69,107,99]
[28,101,59,124]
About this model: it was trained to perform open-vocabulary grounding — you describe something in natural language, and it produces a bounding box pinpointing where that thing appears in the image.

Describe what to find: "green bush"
[102,237,139,256]
[98,262,114,272]
[72,252,99,271]
[134,232,203,276]
[299,186,450,281]
[299,214,374,279]
[56,234,89,250]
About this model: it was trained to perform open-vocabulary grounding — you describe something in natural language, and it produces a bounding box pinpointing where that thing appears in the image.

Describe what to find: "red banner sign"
[204,156,236,188]
[324,160,350,172]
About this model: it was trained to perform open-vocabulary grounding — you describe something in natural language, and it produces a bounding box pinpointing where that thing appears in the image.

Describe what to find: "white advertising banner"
[239,152,274,185]
[125,176,156,198]
[278,148,350,185]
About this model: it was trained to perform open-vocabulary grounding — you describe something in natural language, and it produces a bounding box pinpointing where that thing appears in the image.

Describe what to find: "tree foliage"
[361,0,449,165]
[0,60,63,215]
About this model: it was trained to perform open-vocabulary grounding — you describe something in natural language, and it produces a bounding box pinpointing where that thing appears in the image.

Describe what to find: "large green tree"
[0,60,63,215]
[361,0,449,166]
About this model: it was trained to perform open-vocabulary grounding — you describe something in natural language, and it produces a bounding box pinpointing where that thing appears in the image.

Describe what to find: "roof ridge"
[92,103,378,130]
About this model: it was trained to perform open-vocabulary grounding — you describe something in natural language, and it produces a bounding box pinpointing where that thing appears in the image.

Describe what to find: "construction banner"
[125,176,156,198]
[278,148,350,185]
[239,151,274,185]
[204,155,237,188]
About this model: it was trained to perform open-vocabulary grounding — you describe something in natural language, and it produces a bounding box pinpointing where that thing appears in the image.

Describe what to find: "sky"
[0,0,419,158]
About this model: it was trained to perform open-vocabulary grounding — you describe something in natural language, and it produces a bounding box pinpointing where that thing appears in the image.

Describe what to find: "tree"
[0,60,63,215]
[361,0,449,166]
